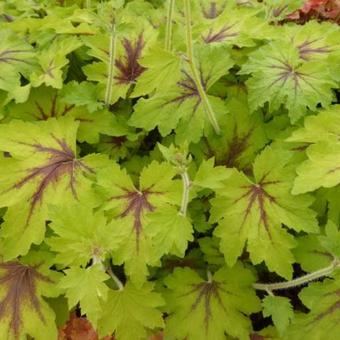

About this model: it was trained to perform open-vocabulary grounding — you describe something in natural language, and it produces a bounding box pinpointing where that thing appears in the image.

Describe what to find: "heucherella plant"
[0,0,339,339]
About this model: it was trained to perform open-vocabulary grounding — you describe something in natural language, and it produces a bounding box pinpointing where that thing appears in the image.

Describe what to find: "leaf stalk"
[104,22,117,107]
[183,0,221,135]
[165,0,176,51]
[107,266,124,291]
[253,258,340,293]
[180,169,190,216]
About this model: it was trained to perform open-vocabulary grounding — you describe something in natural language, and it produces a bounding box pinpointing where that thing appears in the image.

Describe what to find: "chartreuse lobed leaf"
[97,161,188,284]
[82,16,157,105]
[163,263,261,340]
[240,40,337,123]
[286,272,340,340]
[288,106,340,194]
[0,117,109,259]
[30,36,82,89]
[5,86,119,143]
[59,265,110,327]
[129,45,233,143]
[262,295,294,336]
[46,203,118,267]
[211,145,319,279]
[0,251,61,340]
[0,29,36,103]
[98,281,164,340]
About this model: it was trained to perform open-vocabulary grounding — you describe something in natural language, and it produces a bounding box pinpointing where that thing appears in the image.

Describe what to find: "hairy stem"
[180,170,190,216]
[107,267,124,291]
[183,0,220,135]
[104,22,117,107]
[165,0,176,51]
[253,259,340,292]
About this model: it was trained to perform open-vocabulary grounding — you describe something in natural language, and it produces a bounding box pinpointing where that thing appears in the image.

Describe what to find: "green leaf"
[0,255,60,340]
[59,265,110,327]
[319,220,340,259]
[97,161,179,283]
[211,146,319,278]
[47,203,118,267]
[240,40,336,122]
[286,273,340,340]
[262,295,294,336]
[129,45,233,143]
[164,263,261,340]
[98,281,164,340]
[30,36,82,89]
[193,158,232,190]
[0,117,108,259]
[288,106,340,194]
[6,86,118,143]
[0,29,36,103]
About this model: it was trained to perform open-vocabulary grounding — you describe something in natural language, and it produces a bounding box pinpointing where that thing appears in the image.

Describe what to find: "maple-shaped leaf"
[0,117,109,259]
[193,158,232,190]
[6,86,120,143]
[286,21,340,61]
[163,263,261,340]
[0,255,60,340]
[46,203,118,267]
[198,6,272,48]
[240,40,336,122]
[98,281,164,340]
[262,295,294,336]
[130,45,233,143]
[133,47,181,97]
[0,29,37,103]
[288,106,340,194]
[260,0,303,21]
[193,94,267,172]
[82,19,157,105]
[286,272,340,340]
[59,265,110,327]
[97,161,180,284]
[30,36,82,89]
[210,146,319,278]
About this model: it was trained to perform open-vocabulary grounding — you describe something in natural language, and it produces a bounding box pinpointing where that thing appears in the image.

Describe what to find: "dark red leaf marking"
[7,135,92,224]
[203,25,238,44]
[103,136,127,148]
[167,68,208,115]
[225,127,253,168]
[201,1,227,18]
[298,39,332,60]
[182,280,228,332]
[115,34,146,85]
[311,290,340,324]
[235,176,279,240]
[0,262,53,338]
[33,94,75,121]
[110,189,159,252]
[0,49,34,65]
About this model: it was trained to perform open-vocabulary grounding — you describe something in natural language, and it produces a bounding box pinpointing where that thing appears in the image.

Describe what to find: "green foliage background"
[0,0,339,339]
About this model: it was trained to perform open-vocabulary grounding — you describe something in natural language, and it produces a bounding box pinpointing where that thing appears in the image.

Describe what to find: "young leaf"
[59,265,110,327]
[46,204,118,267]
[262,295,294,336]
[98,282,164,340]
[164,263,261,340]
[211,146,319,278]
[0,118,108,259]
